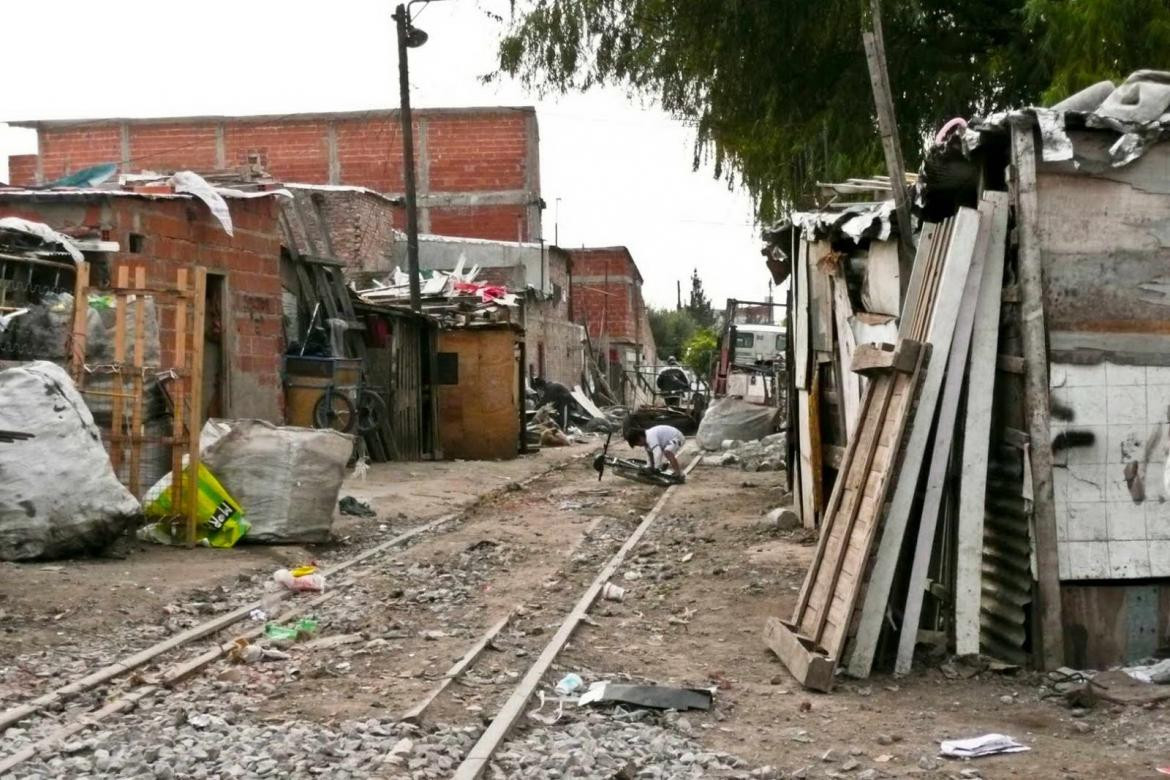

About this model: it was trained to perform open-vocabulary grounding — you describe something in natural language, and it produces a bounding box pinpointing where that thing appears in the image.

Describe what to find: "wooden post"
[171,269,189,543]
[187,268,208,547]
[128,267,147,498]
[861,0,913,264]
[1010,124,1065,670]
[70,262,90,384]
[111,266,129,481]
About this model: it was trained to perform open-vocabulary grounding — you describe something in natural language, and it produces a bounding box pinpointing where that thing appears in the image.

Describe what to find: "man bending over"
[626,424,685,480]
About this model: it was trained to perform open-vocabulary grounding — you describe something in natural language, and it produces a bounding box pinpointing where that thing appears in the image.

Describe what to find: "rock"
[765,506,801,531]
[842,758,860,771]
[999,694,1014,704]
[1073,721,1092,734]
[857,771,878,780]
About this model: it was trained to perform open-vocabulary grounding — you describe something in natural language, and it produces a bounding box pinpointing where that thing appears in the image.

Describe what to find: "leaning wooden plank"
[764,617,835,692]
[846,206,981,679]
[819,352,927,661]
[954,192,1009,657]
[893,195,999,675]
[1011,124,1065,670]
[832,277,862,439]
[400,611,514,723]
[452,454,702,780]
[796,388,817,529]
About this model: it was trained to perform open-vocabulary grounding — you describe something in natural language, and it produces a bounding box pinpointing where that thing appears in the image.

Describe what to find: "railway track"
[2,450,699,778]
[0,450,614,777]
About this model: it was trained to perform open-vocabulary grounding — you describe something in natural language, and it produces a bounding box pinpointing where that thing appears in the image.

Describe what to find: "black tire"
[313,391,356,433]
[357,389,387,433]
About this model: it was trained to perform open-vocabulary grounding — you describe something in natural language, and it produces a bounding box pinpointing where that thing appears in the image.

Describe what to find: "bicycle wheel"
[314,391,356,433]
[357,389,387,433]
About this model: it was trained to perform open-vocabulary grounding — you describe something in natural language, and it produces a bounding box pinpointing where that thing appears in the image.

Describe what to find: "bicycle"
[591,432,686,487]
[313,382,387,434]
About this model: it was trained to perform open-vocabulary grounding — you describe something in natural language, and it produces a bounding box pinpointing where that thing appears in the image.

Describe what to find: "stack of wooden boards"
[766,192,1010,690]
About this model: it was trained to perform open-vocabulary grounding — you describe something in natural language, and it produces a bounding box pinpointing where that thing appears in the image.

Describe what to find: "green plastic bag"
[142,463,249,548]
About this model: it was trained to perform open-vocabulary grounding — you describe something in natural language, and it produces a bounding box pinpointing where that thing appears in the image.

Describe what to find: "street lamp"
[393,2,429,312]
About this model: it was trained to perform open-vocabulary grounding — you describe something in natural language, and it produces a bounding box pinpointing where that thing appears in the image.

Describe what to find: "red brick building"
[565,246,656,380]
[7,107,543,243]
[0,189,287,421]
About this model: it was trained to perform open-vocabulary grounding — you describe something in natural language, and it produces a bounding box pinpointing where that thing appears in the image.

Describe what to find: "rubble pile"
[714,432,787,472]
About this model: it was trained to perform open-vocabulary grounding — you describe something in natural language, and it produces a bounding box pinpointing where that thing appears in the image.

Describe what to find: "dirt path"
[2,448,1164,779]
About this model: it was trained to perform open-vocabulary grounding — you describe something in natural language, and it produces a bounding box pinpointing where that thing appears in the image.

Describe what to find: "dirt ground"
[1,443,1166,779]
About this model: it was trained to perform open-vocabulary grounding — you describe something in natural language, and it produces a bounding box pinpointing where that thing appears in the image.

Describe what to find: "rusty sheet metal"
[980,454,1033,666]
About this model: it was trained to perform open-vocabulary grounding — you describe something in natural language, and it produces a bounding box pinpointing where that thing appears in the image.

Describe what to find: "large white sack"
[696,397,779,451]
[200,419,353,543]
[0,361,140,560]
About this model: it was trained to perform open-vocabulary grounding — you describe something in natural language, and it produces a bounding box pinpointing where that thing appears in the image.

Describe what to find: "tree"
[497,0,1047,221]
[496,1,1170,221]
[648,307,698,362]
[685,268,715,329]
[682,327,719,380]
[1024,0,1170,103]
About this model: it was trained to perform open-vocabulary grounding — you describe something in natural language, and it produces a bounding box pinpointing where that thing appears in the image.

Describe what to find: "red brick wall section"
[428,205,527,242]
[39,125,121,182]
[426,114,528,192]
[129,123,219,172]
[6,155,37,186]
[0,195,286,422]
[223,120,330,184]
[335,117,405,192]
[566,248,645,347]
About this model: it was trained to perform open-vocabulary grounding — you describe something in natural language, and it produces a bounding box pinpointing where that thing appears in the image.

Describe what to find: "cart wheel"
[357,389,387,433]
[314,391,356,433]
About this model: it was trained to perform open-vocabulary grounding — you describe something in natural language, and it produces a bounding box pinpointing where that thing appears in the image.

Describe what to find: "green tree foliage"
[683,327,719,379]
[1024,0,1170,103]
[498,0,1048,220]
[685,268,716,329]
[648,307,698,362]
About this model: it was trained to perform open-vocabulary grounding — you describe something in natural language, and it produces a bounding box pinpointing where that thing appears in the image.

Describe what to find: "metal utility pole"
[394,3,423,311]
[861,0,913,265]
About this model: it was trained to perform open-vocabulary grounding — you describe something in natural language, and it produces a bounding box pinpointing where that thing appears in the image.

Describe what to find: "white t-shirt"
[645,425,685,466]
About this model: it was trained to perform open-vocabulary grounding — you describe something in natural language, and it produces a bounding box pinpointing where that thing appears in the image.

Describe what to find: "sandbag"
[200,419,353,543]
[0,361,140,560]
[696,396,779,451]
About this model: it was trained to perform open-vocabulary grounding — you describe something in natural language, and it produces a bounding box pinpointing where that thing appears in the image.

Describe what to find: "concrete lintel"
[571,274,637,286]
[399,189,541,209]
[326,122,339,185]
[215,124,226,169]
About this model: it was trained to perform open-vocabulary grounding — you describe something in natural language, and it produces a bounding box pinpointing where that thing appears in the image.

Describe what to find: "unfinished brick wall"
[566,247,644,345]
[286,187,401,273]
[526,248,584,387]
[8,108,542,242]
[0,194,286,421]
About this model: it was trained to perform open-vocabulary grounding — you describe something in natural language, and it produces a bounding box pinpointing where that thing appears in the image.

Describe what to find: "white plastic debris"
[939,733,1029,759]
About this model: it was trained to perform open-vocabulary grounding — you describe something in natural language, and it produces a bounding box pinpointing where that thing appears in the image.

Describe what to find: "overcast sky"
[0,0,770,310]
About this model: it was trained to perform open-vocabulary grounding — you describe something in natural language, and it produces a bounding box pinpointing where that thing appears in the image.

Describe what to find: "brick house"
[0,188,287,422]
[6,107,543,243]
[564,246,656,393]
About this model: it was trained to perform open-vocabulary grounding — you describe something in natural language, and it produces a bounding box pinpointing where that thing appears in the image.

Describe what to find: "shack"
[437,322,524,460]
[0,180,289,422]
[765,72,1170,685]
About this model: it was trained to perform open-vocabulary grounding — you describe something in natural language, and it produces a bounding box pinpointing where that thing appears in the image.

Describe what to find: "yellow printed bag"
[143,464,249,548]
